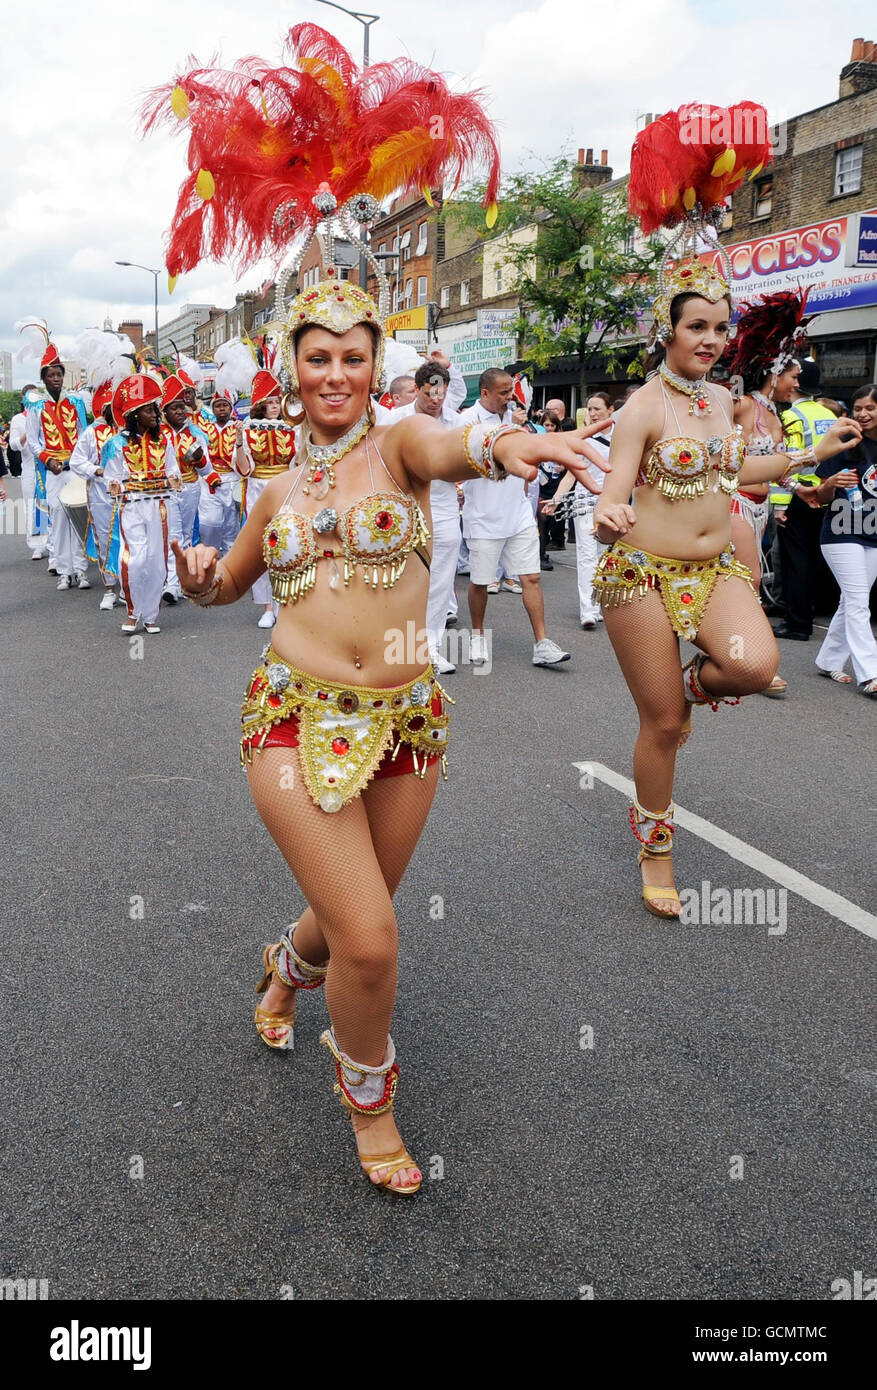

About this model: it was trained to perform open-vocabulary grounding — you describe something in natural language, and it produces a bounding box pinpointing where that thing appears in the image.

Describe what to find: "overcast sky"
[3,0,874,382]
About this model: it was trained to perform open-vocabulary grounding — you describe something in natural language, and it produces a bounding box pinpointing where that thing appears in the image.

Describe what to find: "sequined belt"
[251,464,290,478]
[124,477,173,495]
[240,648,451,812]
[592,540,753,640]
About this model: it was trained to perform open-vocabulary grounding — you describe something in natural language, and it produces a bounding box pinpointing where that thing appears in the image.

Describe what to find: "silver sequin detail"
[629,550,647,565]
[313,507,339,534]
[719,551,733,567]
[707,436,723,455]
[410,681,431,707]
[267,662,291,692]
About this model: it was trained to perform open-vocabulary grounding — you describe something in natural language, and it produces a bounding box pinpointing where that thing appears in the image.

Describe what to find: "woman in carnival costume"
[146,24,601,1194]
[592,105,859,919]
[724,289,815,697]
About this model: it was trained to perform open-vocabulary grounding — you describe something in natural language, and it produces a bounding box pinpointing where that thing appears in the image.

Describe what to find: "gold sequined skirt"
[592,540,754,640]
[241,648,451,812]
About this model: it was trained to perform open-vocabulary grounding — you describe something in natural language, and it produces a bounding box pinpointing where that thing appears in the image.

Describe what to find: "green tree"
[444,155,661,398]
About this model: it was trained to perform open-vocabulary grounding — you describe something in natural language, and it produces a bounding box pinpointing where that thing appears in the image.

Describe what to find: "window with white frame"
[495,267,503,294]
[378,242,387,258]
[460,279,470,306]
[417,276,428,305]
[416,220,428,255]
[403,278,413,305]
[400,230,412,261]
[440,285,450,308]
[834,146,862,196]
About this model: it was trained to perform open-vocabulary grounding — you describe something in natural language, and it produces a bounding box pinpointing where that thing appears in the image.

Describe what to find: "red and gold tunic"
[202,419,237,473]
[94,421,115,462]
[161,423,204,484]
[121,434,175,492]
[242,422,297,478]
[38,397,83,466]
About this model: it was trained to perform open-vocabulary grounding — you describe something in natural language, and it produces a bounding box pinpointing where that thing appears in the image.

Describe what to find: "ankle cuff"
[683,654,741,711]
[630,797,675,854]
[320,1028,398,1114]
[276,924,328,990]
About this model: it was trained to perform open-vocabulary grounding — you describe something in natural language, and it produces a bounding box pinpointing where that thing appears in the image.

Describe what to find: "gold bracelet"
[181,571,224,606]
[462,423,491,478]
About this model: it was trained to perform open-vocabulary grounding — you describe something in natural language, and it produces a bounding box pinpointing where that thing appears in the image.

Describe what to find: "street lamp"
[314,1,380,290]
[115,261,160,357]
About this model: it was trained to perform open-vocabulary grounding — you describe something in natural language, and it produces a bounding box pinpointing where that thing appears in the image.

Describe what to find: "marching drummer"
[160,373,219,603]
[70,380,122,611]
[197,387,240,558]
[102,376,182,635]
[24,342,91,591]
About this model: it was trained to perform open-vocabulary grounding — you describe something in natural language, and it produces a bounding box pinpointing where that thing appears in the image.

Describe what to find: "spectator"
[812,384,877,696]
[546,392,613,626]
[8,386,46,557]
[389,375,417,407]
[537,411,565,569]
[459,368,570,667]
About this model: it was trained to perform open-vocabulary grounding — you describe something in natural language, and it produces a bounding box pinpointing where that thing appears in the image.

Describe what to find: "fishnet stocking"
[246,750,439,1066]
[603,576,779,813]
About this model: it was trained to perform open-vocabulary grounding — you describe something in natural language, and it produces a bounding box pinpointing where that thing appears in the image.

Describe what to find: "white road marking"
[573,760,877,941]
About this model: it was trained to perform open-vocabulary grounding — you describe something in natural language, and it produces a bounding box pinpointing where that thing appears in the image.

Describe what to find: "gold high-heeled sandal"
[254,927,328,1052]
[320,1028,421,1196]
[630,798,681,919]
[254,944,296,1051]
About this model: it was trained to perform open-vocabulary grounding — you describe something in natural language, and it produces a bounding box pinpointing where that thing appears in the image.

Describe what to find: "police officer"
[772,359,838,641]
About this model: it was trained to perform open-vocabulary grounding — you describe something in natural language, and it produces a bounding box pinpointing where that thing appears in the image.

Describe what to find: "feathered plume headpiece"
[75,328,136,391]
[143,20,502,312]
[15,317,62,370]
[628,103,773,343]
[725,289,812,389]
[214,338,258,399]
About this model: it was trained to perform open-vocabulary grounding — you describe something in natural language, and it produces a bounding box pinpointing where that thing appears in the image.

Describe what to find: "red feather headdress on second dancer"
[725,288,812,389]
[143,22,500,397]
[628,103,773,345]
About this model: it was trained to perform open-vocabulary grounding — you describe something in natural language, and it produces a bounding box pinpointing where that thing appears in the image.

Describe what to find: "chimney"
[573,144,614,189]
[840,35,877,97]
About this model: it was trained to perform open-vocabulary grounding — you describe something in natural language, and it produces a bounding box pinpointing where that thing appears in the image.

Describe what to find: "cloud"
[2,0,873,383]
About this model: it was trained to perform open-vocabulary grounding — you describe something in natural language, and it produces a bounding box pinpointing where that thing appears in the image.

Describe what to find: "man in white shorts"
[459,369,570,667]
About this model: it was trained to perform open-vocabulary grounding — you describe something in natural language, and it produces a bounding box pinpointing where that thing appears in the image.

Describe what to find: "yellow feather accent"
[167,272,179,295]
[711,148,736,178]
[298,57,348,111]
[682,186,696,211]
[485,201,498,228]
[422,186,435,208]
[366,129,437,200]
[196,168,216,201]
[747,162,764,181]
[170,85,189,121]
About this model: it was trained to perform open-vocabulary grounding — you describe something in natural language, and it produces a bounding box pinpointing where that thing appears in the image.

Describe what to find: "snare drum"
[59,475,90,548]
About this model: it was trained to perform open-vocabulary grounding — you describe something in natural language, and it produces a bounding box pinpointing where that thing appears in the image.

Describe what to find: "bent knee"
[735,654,779,695]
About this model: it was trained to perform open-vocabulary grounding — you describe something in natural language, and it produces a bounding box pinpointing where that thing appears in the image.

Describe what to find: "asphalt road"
[1,491,874,1301]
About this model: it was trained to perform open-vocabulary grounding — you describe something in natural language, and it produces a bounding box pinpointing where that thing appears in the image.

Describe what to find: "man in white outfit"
[389,351,466,673]
[459,369,570,667]
[545,392,614,629]
[8,386,47,559]
[69,380,121,610]
[25,347,90,589]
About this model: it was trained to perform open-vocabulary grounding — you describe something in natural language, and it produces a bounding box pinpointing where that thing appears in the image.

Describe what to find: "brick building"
[298,235,360,290]
[719,38,877,397]
[366,191,436,316]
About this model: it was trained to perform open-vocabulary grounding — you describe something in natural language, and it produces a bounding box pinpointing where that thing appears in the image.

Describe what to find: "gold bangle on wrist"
[462,423,492,478]
[181,571,224,606]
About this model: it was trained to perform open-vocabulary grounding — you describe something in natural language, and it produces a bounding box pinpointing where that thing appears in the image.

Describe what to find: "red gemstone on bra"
[267,693,283,707]
[332,737,350,755]
[376,511,393,530]
[681,593,693,604]
[679,451,691,464]
[268,531,278,547]
[322,549,334,558]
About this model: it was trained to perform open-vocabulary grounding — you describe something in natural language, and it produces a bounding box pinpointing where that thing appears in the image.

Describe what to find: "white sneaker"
[99,591,117,612]
[121,619,139,634]
[76,574,91,590]
[501,578,523,594]
[533,638,570,666]
[486,582,500,595]
[56,574,72,590]
[162,588,179,605]
[31,550,46,561]
[258,610,276,629]
[144,622,161,634]
[581,617,596,630]
[470,633,489,665]
[434,654,456,675]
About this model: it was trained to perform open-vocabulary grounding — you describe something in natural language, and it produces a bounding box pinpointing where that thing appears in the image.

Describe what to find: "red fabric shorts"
[260,691,444,780]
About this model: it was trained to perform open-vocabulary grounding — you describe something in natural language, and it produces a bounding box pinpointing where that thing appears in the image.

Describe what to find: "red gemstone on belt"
[331,737,350,755]
[408,715,426,731]
[376,511,393,530]
[267,693,283,707]
[681,592,693,604]
[623,568,636,580]
[317,691,328,700]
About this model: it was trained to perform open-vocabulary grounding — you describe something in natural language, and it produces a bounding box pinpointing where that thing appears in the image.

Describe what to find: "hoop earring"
[281,392,305,427]
[366,397,376,426]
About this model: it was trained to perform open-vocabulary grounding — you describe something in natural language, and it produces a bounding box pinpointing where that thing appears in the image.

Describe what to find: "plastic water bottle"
[847,485,863,514]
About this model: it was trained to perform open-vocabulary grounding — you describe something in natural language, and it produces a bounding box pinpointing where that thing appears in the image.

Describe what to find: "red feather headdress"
[628,103,773,340]
[143,22,501,288]
[725,288,812,386]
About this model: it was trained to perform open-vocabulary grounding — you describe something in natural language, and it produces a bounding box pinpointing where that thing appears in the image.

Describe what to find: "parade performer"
[724,289,814,697]
[148,21,599,1195]
[177,356,216,431]
[102,375,182,633]
[198,388,240,557]
[70,328,138,610]
[234,369,297,629]
[20,324,90,589]
[592,105,860,919]
[160,373,218,600]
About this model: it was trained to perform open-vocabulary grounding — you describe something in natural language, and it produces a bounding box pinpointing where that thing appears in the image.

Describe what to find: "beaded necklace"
[659,361,711,416]
[301,414,371,497]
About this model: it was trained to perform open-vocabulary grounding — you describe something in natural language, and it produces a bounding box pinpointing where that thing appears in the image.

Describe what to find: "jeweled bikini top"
[640,383,744,500]
[262,432,430,604]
